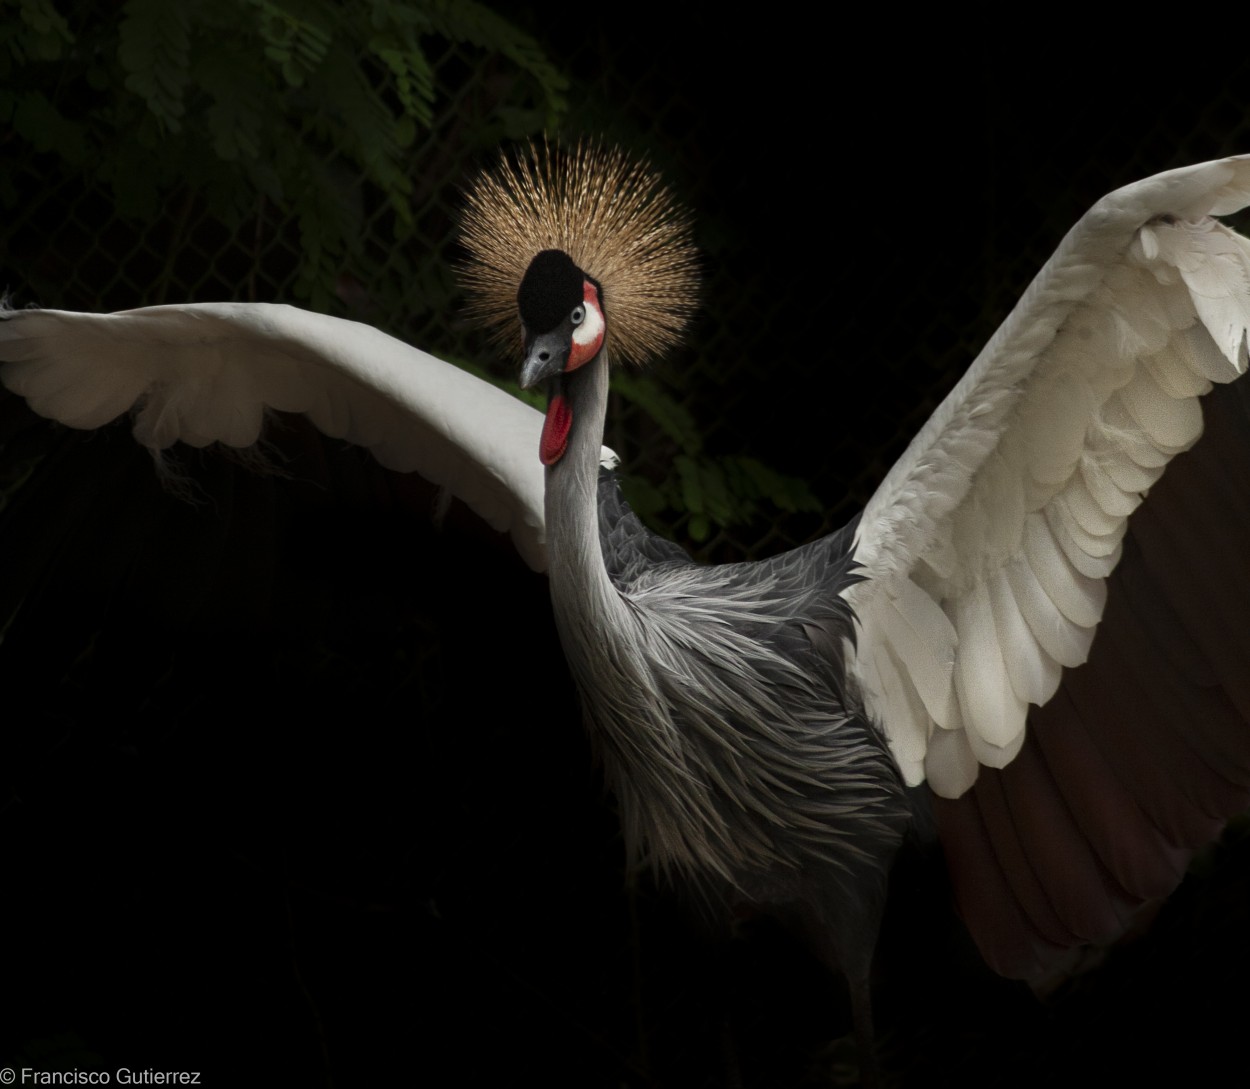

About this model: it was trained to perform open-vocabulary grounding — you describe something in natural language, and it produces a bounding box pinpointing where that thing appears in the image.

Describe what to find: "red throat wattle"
[540,393,572,466]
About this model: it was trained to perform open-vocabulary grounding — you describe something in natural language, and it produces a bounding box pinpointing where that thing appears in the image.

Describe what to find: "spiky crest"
[459,141,699,365]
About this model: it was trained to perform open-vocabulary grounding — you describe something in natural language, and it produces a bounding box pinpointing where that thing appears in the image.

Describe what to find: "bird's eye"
[571,306,585,325]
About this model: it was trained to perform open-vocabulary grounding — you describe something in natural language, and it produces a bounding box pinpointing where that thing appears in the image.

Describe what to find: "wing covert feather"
[846,157,1250,796]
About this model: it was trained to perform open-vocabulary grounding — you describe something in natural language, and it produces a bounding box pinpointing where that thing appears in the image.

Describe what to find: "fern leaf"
[118,0,192,133]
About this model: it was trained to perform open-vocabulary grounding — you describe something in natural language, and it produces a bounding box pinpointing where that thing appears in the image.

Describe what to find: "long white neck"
[543,351,632,644]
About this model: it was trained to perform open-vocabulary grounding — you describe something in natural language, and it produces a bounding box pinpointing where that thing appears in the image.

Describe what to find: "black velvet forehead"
[517,249,583,335]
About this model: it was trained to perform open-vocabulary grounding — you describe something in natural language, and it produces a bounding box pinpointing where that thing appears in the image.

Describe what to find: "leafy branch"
[0,0,569,310]
[612,371,821,542]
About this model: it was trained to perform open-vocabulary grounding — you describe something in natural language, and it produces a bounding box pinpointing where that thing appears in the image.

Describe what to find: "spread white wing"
[0,302,551,570]
[847,156,1250,797]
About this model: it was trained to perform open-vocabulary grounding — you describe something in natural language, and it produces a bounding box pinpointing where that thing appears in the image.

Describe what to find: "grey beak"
[519,326,571,389]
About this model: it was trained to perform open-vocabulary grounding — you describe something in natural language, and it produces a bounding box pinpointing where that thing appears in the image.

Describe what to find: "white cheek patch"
[573,298,604,348]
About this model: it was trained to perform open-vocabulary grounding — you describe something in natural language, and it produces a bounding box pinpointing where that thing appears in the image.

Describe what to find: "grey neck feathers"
[544,352,629,633]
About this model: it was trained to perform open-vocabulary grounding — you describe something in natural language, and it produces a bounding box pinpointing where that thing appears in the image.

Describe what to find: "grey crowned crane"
[5,148,1250,1082]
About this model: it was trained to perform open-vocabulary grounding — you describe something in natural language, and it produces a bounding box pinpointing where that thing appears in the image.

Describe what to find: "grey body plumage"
[536,335,909,1049]
[594,467,908,888]
[592,468,915,998]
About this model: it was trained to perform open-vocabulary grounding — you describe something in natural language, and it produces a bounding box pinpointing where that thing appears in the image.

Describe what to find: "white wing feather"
[0,302,553,571]
[847,156,1250,797]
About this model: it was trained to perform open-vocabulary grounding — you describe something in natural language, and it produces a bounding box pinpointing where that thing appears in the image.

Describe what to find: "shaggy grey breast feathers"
[580,475,911,893]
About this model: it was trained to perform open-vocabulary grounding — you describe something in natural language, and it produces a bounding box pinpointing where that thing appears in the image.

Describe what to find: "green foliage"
[0,0,569,304]
[7,0,72,61]
[422,0,568,137]
[250,0,333,89]
[11,90,89,163]
[612,372,821,542]
[118,0,193,133]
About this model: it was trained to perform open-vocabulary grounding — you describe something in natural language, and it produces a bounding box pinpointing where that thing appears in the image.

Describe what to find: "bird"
[5,146,1250,1084]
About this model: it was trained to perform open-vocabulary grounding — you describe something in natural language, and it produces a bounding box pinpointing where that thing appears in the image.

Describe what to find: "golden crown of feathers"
[459,142,700,365]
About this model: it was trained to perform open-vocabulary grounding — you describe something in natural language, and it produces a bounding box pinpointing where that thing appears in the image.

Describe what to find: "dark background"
[4,9,1250,1087]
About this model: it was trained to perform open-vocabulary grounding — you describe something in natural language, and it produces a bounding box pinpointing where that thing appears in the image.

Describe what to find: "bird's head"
[513,249,606,464]
[460,142,698,465]
[516,249,606,389]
